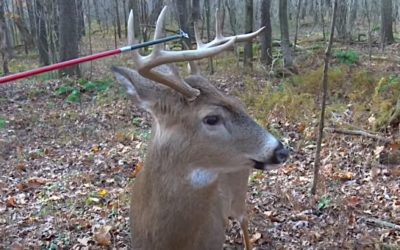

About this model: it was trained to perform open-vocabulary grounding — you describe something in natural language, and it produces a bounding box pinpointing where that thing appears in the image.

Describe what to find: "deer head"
[113,7,288,174]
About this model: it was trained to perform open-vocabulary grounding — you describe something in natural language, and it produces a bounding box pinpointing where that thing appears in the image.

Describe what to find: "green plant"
[377,75,400,94]
[0,117,7,129]
[317,195,332,211]
[79,79,112,93]
[335,50,359,65]
[56,78,112,103]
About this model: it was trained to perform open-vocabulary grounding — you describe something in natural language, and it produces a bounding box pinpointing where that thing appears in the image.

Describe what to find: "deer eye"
[203,115,220,126]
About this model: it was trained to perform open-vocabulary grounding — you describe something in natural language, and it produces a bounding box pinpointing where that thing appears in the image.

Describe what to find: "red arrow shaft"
[0,49,121,84]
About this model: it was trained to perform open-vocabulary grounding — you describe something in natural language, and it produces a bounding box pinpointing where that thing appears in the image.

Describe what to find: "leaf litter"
[0,71,399,249]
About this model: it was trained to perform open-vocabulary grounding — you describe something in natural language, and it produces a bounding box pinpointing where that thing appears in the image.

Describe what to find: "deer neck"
[131,141,225,249]
[144,139,219,189]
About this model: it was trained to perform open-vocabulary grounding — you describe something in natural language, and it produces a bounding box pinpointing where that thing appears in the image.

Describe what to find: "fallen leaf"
[297,123,306,133]
[77,237,91,246]
[374,146,385,157]
[16,182,28,191]
[27,178,48,186]
[332,171,354,181]
[98,189,109,198]
[387,143,400,151]
[389,167,400,177]
[94,225,112,246]
[250,232,262,243]
[132,161,144,178]
[346,196,361,207]
[91,144,102,153]
[6,197,17,207]
[281,164,297,174]
[15,163,26,172]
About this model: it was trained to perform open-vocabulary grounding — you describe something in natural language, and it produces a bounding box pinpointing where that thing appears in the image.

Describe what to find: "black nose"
[271,142,289,164]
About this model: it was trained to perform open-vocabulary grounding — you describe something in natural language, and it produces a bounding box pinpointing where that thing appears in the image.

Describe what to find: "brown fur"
[113,66,284,250]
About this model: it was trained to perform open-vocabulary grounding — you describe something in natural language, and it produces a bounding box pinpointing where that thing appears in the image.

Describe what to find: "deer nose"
[271,142,289,164]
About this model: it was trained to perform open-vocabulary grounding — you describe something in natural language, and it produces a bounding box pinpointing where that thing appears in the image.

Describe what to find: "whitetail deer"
[112,6,289,250]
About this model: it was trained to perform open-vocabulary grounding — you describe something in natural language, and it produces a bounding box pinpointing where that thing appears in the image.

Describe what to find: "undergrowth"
[56,78,113,103]
[242,64,398,131]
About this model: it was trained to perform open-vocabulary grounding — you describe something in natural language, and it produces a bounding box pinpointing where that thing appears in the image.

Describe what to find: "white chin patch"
[189,168,218,189]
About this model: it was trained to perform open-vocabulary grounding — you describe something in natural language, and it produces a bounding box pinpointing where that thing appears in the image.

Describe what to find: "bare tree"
[335,0,347,40]
[311,0,338,195]
[35,0,50,66]
[279,0,293,69]
[381,0,395,47]
[26,0,36,43]
[225,0,238,35]
[114,0,121,39]
[293,0,302,52]
[364,0,372,61]
[348,0,358,39]
[174,0,191,47]
[260,0,272,66]
[76,0,85,38]
[243,0,253,68]
[0,0,11,75]
[205,0,214,74]
[58,0,80,76]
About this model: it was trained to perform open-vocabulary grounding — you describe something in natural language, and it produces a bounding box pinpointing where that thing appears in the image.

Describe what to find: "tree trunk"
[35,0,50,66]
[115,0,121,39]
[0,0,11,74]
[205,0,213,74]
[26,0,37,43]
[364,0,372,61]
[243,0,253,69]
[335,0,347,40]
[93,0,102,30]
[381,0,394,46]
[123,0,127,37]
[279,0,293,68]
[192,0,200,23]
[349,0,358,29]
[128,0,141,40]
[174,0,191,47]
[311,0,338,195]
[225,0,237,35]
[294,0,302,52]
[260,0,272,66]
[58,0,80,76]
[76,0,85,38]
[47,0,59,63]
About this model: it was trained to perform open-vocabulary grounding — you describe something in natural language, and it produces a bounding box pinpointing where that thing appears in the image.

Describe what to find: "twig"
[365,217,400,231]
[311,0,338,195]
[324,127,393,143]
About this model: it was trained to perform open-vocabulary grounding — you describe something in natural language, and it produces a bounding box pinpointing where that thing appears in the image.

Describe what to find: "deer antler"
[194,11,266,49]
[128,6,264,100]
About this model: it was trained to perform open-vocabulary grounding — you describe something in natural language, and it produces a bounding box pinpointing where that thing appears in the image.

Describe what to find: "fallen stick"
[324,127,392,143]
[364,217,400,231]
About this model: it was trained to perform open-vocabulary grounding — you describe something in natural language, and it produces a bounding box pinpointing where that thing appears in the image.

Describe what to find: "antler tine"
[153,6,168,52]
[128,10,140,61]
[128,6,250,101]
[183,42,201,75]
[188,61,201,75]
[201,26,266,49]
[194,22,204,48]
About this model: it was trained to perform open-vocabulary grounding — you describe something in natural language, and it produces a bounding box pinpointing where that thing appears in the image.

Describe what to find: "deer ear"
[112,66,161,111]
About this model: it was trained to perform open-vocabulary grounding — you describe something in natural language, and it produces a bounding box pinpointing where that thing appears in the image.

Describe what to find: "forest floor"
[1,35,400,249]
